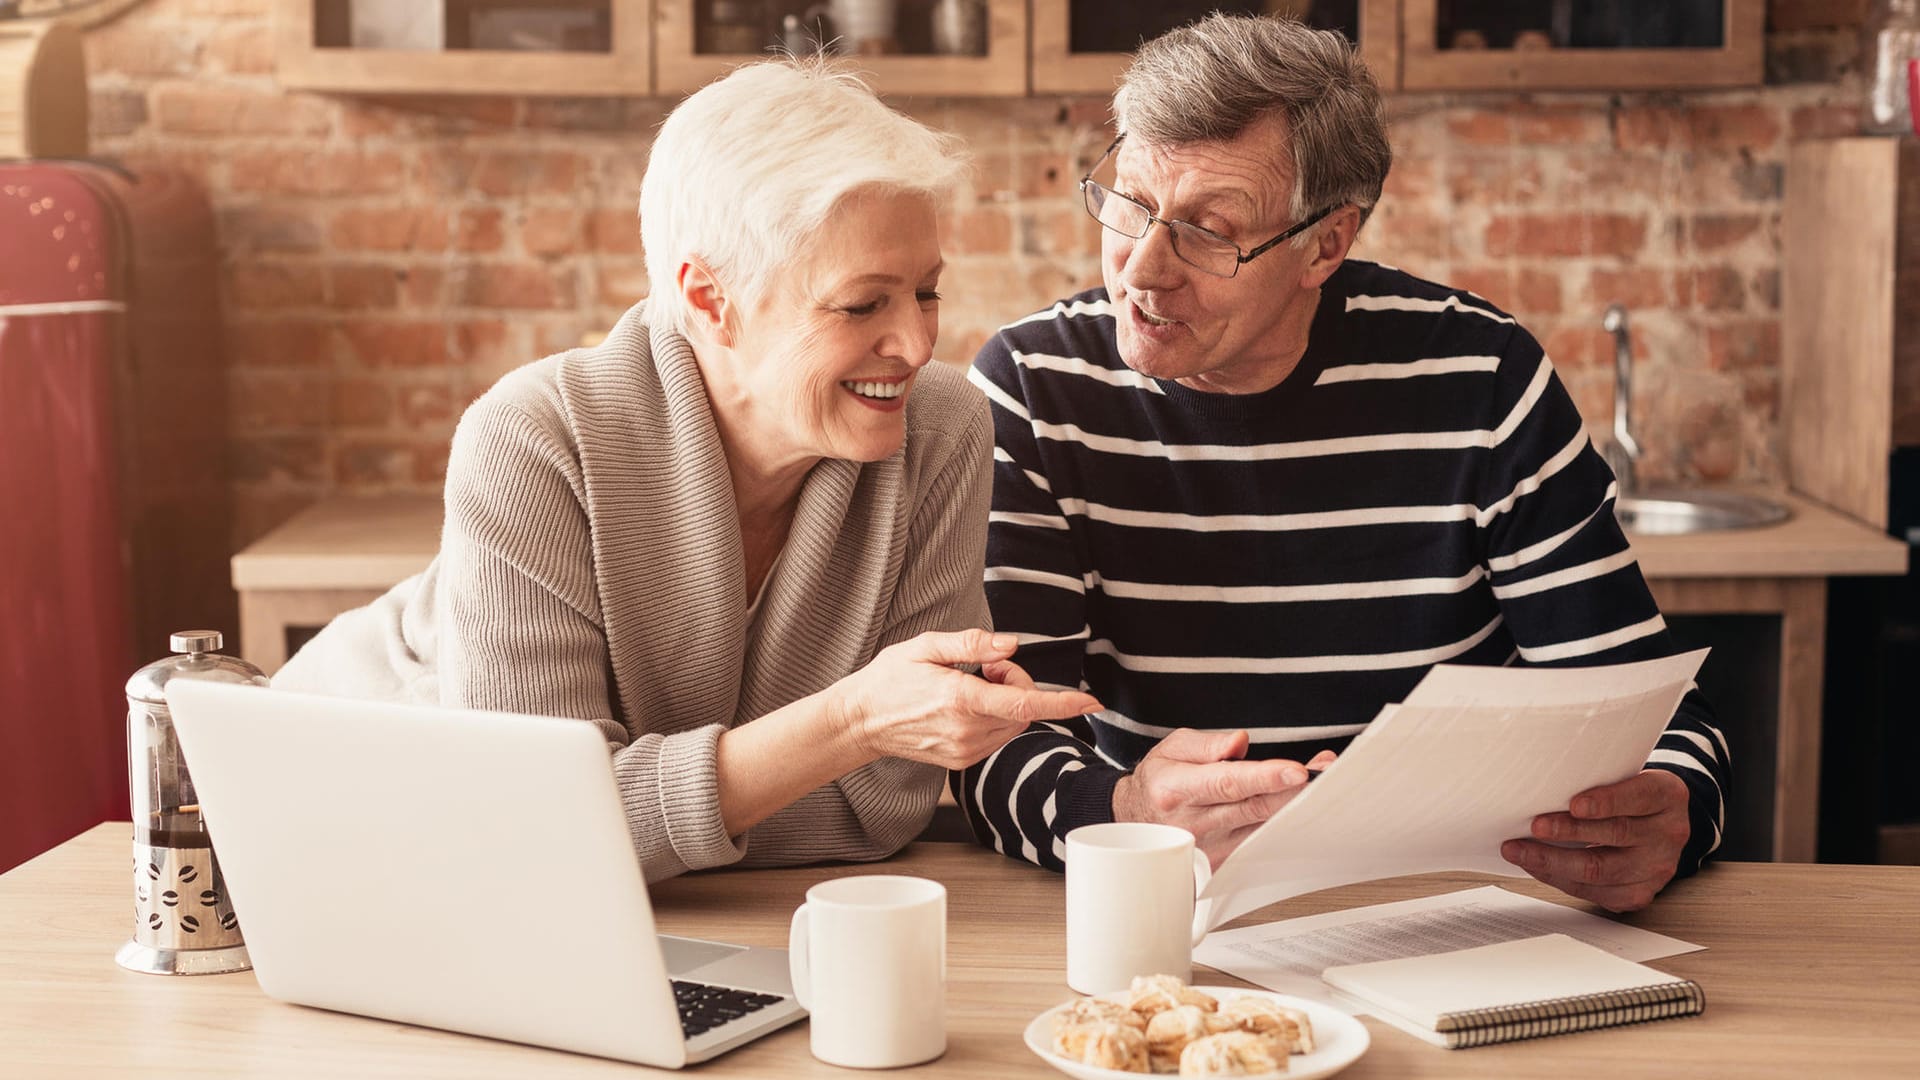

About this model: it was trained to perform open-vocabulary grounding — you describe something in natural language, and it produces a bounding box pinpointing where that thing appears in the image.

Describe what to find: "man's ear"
[677,259,736,347]
[1299,205,1363,291]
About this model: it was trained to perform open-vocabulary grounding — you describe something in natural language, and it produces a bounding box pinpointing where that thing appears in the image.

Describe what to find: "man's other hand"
[1501,769,1691,912]
[1111,728,1332,868]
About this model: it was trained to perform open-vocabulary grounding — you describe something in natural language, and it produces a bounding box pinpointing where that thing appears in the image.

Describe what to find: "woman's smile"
[839,376,911,411]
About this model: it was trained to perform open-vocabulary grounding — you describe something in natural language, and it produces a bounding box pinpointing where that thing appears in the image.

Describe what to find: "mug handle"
[787,902,812,1010]
[1189,847,1213,947]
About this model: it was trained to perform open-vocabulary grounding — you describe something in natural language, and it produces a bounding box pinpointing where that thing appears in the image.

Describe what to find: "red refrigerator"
[0,162,235,872]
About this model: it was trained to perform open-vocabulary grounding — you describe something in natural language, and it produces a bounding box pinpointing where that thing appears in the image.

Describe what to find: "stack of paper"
[1194,650,1708,931]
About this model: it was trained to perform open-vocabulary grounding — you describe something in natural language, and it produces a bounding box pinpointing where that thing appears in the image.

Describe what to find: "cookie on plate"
[1145,1003,1236,1073]
[1052,995,1149,1038]
[1220,995,1315,1054]
[1128,974,1219,1018]
[1178,1029,1287,1077]
[1055,1019,1152,1073]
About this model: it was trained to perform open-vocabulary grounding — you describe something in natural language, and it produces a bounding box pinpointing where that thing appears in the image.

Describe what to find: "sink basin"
[1615,490,1791,536]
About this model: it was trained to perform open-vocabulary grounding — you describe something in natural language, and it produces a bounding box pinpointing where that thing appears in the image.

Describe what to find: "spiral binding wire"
[1435,980,1706,1049]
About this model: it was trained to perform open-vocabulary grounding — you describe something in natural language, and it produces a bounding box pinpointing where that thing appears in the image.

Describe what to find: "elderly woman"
[275,61,1098,881]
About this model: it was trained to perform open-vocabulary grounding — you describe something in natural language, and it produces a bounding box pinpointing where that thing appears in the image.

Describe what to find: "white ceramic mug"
[789,874,946,1068]
[1064,822,1211,994]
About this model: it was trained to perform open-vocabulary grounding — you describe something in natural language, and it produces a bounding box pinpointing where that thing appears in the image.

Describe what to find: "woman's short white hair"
[640,60,969,337]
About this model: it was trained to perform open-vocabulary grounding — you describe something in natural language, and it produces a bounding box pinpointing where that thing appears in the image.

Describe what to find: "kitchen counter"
[1627,488,1906,863]
[232,489,1909,862]
[231,490,1904,610]
[1628,488,1907,578]
[230,494,440,671]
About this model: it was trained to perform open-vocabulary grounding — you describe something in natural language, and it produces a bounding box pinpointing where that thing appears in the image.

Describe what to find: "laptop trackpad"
[658,934,745,975]
[680,946,796,997]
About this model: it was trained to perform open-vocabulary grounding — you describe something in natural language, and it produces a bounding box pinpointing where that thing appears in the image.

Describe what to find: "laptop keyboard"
[672,979,786,1038]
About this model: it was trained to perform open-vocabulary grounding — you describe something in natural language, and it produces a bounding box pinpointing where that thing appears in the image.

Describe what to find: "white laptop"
[164,679,806,1068]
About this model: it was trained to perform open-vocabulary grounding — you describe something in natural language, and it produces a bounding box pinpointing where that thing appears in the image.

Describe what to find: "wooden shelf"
[1399,0,1762,91]
[653,0,1028,98]
[276,0,652,96]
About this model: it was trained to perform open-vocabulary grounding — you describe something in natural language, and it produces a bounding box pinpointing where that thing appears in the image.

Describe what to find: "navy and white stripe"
[952,260,1730,874]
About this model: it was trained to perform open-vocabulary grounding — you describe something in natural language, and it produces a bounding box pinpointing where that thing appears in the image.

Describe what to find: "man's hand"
[1501,769,1691,913]
[1112,728,1332,868]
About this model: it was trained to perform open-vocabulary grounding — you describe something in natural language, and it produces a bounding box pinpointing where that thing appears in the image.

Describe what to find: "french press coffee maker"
[115,631,267,975]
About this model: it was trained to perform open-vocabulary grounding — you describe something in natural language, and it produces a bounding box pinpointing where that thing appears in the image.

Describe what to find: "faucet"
[1600,303,1641,493]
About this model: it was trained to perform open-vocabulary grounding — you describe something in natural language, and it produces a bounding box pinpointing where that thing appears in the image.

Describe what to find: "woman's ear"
[677,259,736,347]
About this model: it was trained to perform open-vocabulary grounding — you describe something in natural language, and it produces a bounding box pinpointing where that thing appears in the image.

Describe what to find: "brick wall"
[79,0,1869,542]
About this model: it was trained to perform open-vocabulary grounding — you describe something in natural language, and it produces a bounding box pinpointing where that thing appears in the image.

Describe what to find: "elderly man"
[954,14,1728,913]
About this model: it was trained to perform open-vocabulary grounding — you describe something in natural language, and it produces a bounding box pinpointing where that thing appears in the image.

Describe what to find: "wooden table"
[4,825,1916,1078]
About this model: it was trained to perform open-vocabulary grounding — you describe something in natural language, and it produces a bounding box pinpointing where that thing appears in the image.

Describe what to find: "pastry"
[1052,995,1147,1037]
[1145,1004,1236,1073]
[1054,1020,1151,1073]
[1219,995,1315,1055]
[1128,974,1219,1018]
[1177,1030,1287,1077]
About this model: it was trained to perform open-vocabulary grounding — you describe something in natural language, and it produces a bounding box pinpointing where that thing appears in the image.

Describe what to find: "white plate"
[1024,985,1369,1080]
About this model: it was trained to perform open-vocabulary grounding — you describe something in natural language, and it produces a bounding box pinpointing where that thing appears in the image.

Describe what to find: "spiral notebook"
[1321,934,1705,1049]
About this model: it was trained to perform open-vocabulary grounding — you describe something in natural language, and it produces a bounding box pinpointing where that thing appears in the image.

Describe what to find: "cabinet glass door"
[313,1,616,53]
[1403,0,1761,90]
[1034,1,1398,95]
[656,0,1028,96]
[282,0,651,95]
[1430,0,1724,52]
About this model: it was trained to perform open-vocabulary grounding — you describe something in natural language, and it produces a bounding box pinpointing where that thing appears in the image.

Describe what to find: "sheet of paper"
[1194,650,1708,930]
[1194,885,1703,1009]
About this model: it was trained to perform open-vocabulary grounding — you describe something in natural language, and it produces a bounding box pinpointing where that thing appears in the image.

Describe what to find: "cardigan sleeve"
[433,390,748,881]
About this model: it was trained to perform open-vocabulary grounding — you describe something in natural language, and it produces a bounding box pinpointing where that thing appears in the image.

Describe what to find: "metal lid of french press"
[125,630,268,705]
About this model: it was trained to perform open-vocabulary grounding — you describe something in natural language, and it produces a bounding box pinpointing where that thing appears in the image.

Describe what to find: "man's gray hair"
[1114,13,1392,232]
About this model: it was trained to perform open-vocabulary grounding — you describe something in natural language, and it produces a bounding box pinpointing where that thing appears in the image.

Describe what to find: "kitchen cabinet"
[276,0,652,96]
[1399,0,1764,91]
[1783,137,1920,531]
[274,0,1769,98]
[1629,489,1905,862]
[655,0,1028,97]
[1031,0,1400,95]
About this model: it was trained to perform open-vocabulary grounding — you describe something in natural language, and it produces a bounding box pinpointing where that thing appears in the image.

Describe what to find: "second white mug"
[1064,822,1209,995]
[788,874,946,1068]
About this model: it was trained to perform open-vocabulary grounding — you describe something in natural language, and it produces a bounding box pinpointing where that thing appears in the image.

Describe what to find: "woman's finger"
[968,680,1101,725]
[980,659,1036,688]
[902,628,1019,667]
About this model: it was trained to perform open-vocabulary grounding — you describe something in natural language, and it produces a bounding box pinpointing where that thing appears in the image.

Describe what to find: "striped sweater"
[953,259,1729,878]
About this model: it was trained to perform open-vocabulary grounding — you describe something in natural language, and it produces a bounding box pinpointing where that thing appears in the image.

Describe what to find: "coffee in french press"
[115,631,267,975]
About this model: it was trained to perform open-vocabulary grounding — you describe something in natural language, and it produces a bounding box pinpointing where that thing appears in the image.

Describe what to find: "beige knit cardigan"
[275,307,993,881]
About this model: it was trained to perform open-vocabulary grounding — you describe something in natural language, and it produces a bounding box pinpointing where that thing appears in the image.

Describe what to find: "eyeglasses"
[1079,134,1335,279]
